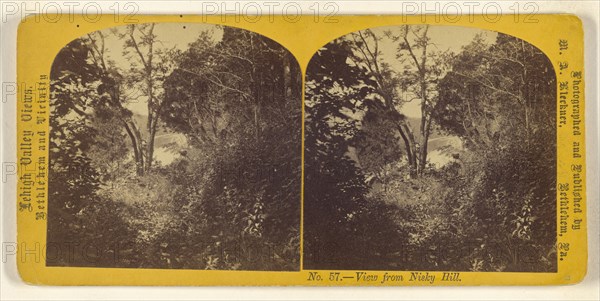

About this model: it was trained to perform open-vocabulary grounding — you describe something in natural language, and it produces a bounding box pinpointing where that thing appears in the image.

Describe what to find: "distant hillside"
[131,113,169,136]
[128,113,186,150]
[405,116,443,140]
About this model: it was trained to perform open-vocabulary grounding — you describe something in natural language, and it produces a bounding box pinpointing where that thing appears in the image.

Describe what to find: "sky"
[94,23,496,118]
[97,23,224,115]
[86,23,224,165]
[84,23,496,166]
[370,25,497,118]
[343,25,498,167]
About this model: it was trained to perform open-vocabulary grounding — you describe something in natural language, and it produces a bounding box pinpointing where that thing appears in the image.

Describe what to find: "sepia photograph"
[46,23,302,271]
[303,25,557,272]
[9,9,593,290]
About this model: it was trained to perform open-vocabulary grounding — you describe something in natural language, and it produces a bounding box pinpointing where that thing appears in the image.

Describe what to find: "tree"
[120,24,174,174]
[304,38,408,269]
[389,25,449,175]
[48,25,302,271]
[81,29,147,176]
[347,30,419,177]
[81,24,174,175]
[161,27,302,270]
[48,38,138,267]
[49,38,103,227]
[349,26,449,177]
[432,33,557,271]
[304,28,556,272]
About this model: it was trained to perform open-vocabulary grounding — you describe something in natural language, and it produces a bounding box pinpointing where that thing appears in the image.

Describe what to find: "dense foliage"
[47,25,557,272]
[304,29,557,272]
[47,25,301,270]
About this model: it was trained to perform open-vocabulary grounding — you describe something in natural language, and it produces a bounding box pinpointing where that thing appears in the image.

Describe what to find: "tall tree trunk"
[419,117,432,174]
[396,119,418,178]
[399,25,434,177]
[128,23,158,173]
[146,114,159,173]
[122,119,143,175]
[403,122,419,178]
[145,24,156,172]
